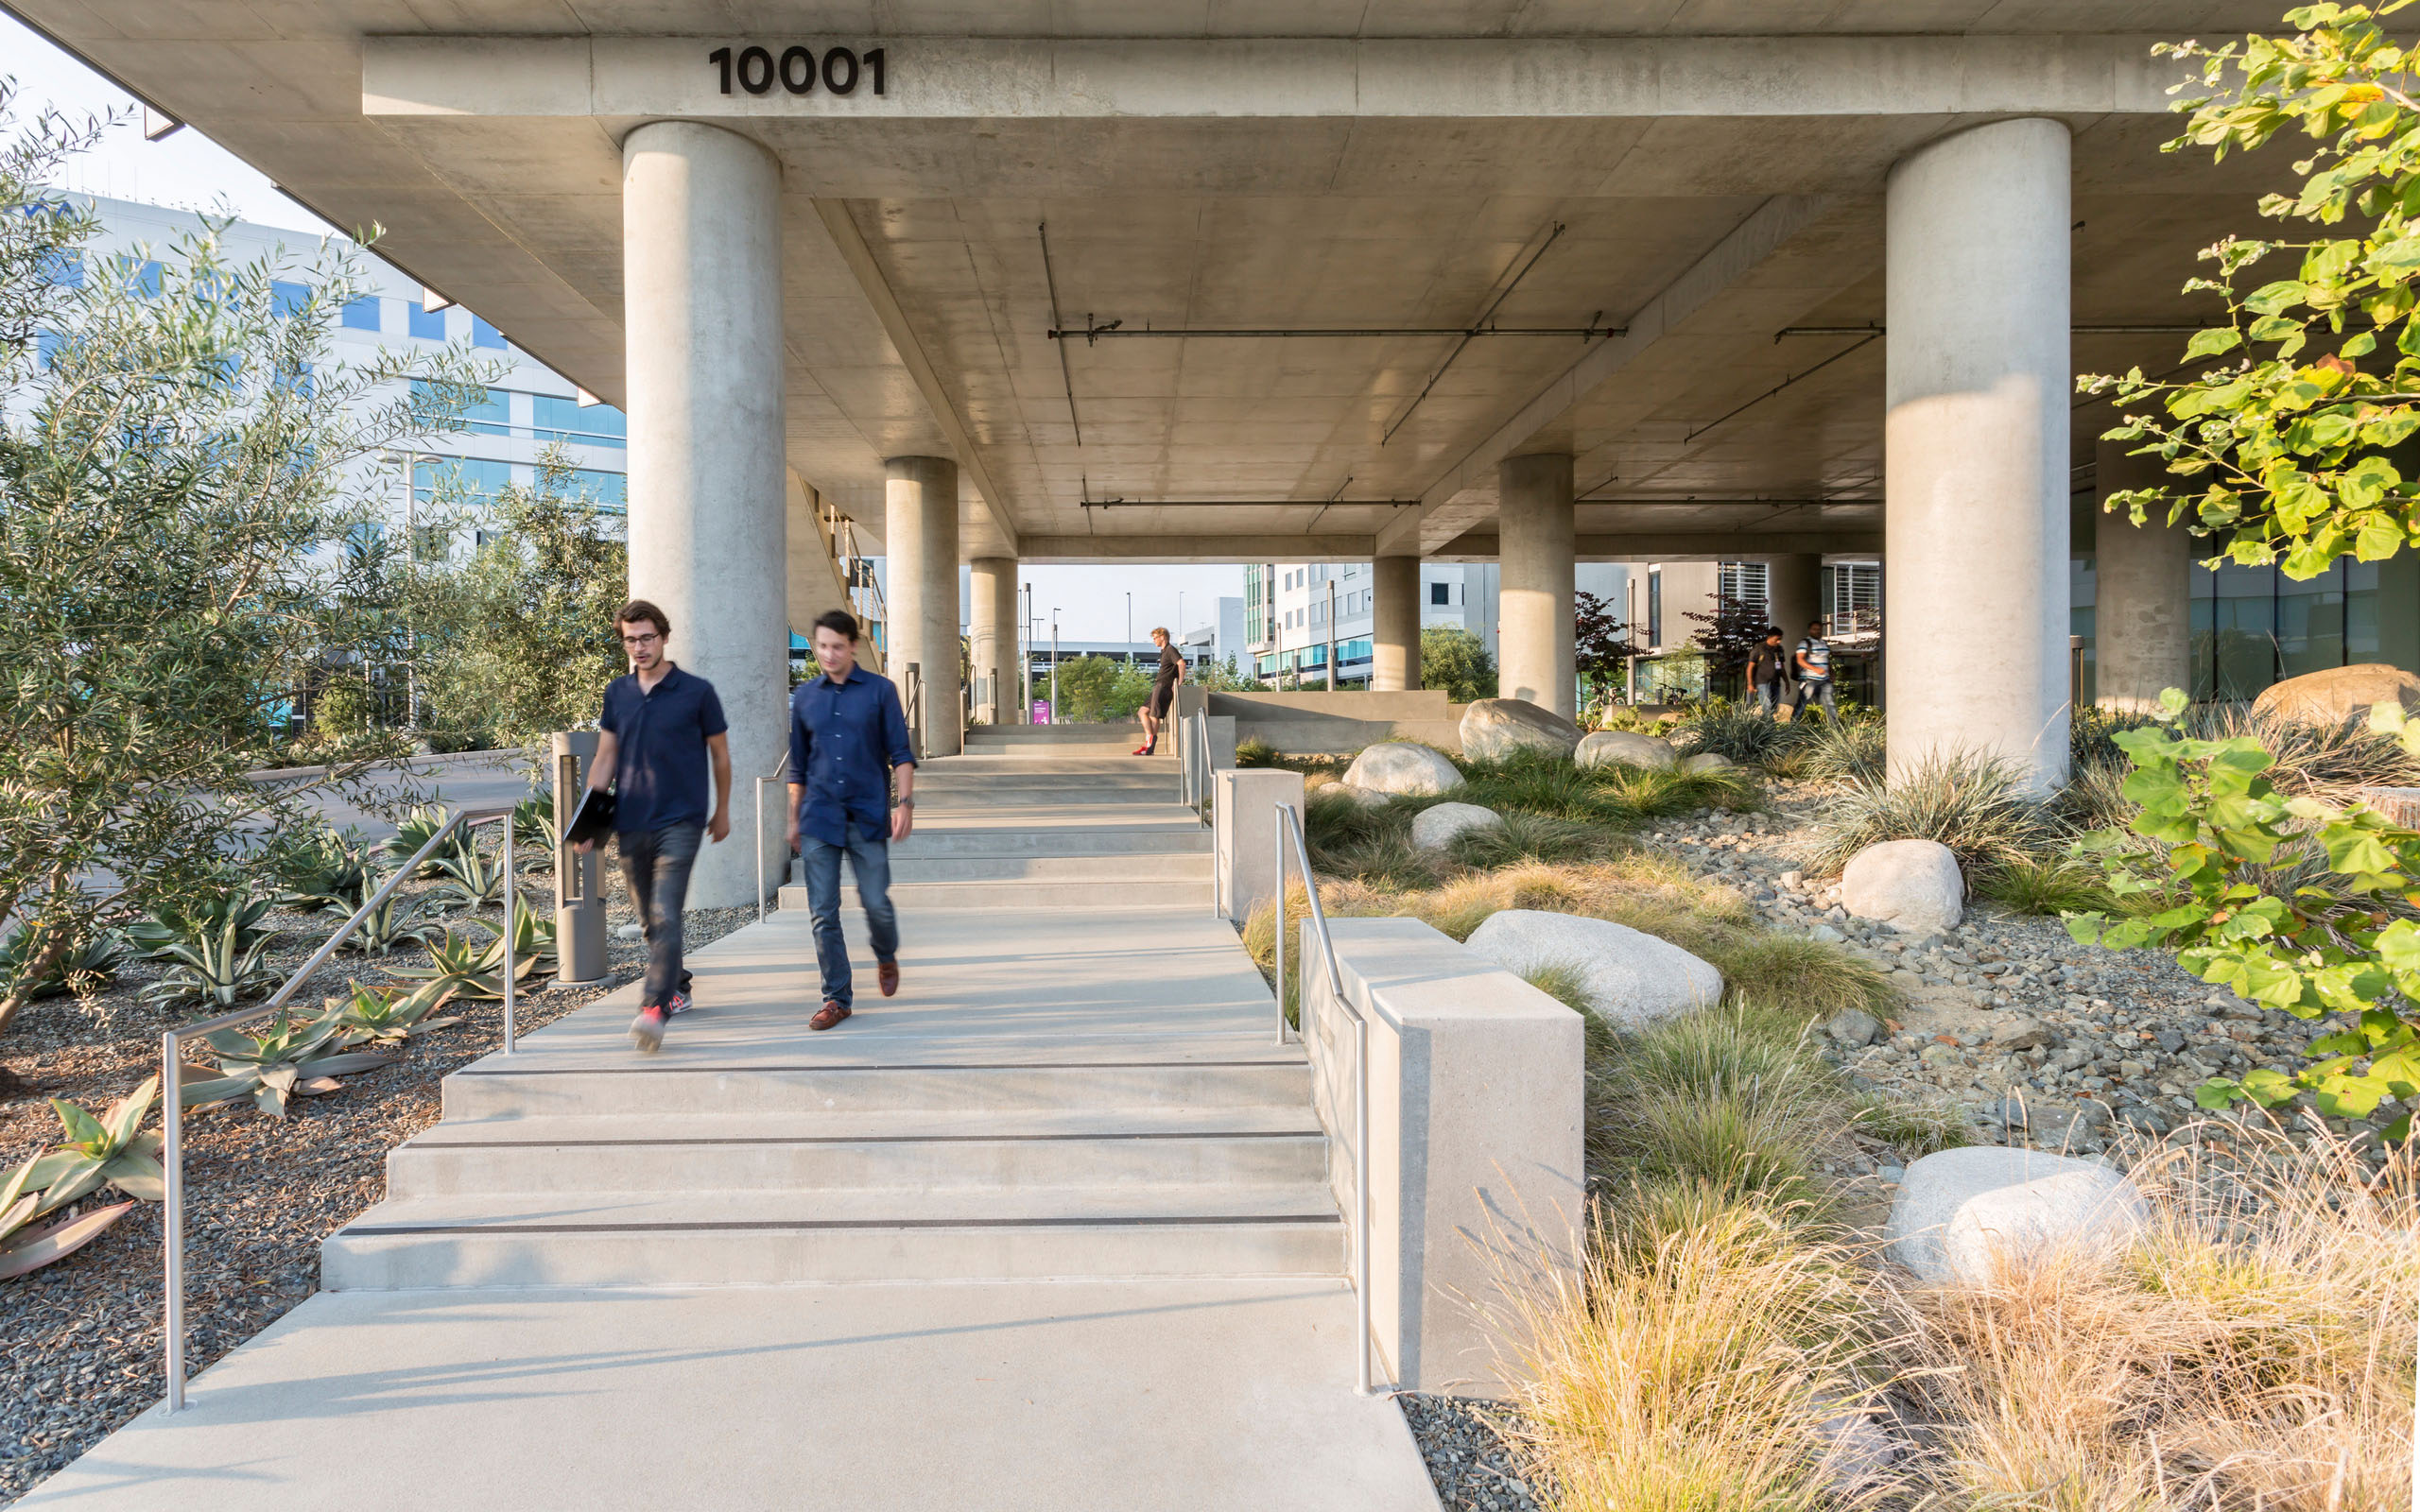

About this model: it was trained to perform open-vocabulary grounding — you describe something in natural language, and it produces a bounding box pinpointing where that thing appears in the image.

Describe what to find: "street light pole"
[1125,592,1132,655]
[1049,610,1060,725]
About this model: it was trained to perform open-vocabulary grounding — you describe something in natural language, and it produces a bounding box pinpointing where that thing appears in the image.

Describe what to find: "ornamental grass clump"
[1900,1126,2416,1511]
[1493,1193,1908,1512]
[1810,748,2058,880]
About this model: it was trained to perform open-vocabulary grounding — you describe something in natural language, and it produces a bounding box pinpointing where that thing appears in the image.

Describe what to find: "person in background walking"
[1792,617,1838,720]
[786,609,918,1032]
[1748,627,1789,716]
[579,599,732,1055]
[1133,626,1185,756]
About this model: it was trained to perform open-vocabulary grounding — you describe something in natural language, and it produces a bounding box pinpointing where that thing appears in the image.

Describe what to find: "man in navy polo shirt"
[580,599,732,1053]
[786,609,917,1031]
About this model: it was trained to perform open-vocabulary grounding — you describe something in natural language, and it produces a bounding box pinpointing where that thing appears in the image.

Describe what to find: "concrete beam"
[1433,531,1882,561]
[365,36,2189,125]
[1380,194,1853,558]
[809,200,1020,559]
[1020,535,1377,563]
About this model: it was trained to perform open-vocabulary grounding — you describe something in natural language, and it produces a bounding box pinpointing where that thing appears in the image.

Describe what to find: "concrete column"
[1371,555,1421,692]
[1763,554,1824,643]
[886,456,962,757]
[969,556,1018,727]
[1497,454,1577,719]
[623,120,786,910]
[2093,436,2193,713]
[1885,117,2071,794]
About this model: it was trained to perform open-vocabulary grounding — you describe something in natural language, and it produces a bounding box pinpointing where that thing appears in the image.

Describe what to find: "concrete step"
[924,754,1178,775]
[914,781,1184,805]
[890,851,1213,883]
[441,1048,1311,1121]
[801,878,1216,910]
[322,1184,1347,1288]
[896,827,1209,858]
[967,724,1166,745]
[386,1106,1327,1198]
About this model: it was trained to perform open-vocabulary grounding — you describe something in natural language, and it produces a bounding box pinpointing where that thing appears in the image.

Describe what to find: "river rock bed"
[1632,785,2403,1165]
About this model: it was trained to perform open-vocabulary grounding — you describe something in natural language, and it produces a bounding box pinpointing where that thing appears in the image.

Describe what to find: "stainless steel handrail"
[160,805,516,1413]
[752,755,795,923]
[1273,799,1374,1397]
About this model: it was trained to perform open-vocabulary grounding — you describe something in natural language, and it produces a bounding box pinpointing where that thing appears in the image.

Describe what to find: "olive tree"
[0,85,485,1033]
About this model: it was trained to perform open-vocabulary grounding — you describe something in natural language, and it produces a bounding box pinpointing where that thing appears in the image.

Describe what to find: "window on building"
[270,280,310,318]
[1717,560,1772,619]
[128,259,162,299]
[1828,562,1882,635]
[407,301,446,339]
[533,394,628,447]
[340,294,382,332]
[566,469,627,512]
[414,455,515,506]
[465,387,511,437]
[470,315,507,351]
[35,331,63,369]
[1429,581,1450,607]
[37,250,80,287]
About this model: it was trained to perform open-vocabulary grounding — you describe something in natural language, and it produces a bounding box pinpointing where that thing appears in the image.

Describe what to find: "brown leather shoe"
[877,960,900,998]
[809,1000,851,1031]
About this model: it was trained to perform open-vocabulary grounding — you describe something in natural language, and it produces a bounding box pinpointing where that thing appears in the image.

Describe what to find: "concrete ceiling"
[9,2,2299,560]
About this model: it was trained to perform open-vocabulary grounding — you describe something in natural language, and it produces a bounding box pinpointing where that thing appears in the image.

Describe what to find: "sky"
[2,15,1251,643]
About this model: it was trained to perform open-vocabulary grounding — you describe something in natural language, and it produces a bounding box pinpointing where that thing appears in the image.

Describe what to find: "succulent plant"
[382,805,470,878]
[0,1076,163,1280]
[322,872,436,956]
[135,893,283,1011]
[432,840,509,913]
[0,920,130,1003]
[259,822,374,910]
[180,1009,395,1119]
[511,793,557,865]
[388,896,552,1005]
[128,890,274,961]
[318,980,459,1048]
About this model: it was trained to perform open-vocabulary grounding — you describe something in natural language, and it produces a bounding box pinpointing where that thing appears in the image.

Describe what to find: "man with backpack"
[1747,627,1789,715]
[1791,618,1837,720]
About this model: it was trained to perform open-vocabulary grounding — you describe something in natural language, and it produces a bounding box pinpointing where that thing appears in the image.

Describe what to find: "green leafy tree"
[1684,594,1768,696]
[1574,590,1634,697]
[416,451,629,749]
[2067,688,2420,1135]
[1195,654,1267,693]
[0,85,485,1034]
[1420,626,1497,703]
[2083,3,2420,576]
[1102,661,1157,720]
[1050,655,1118,722]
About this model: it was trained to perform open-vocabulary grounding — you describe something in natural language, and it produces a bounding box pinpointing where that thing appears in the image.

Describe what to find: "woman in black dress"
[1135,627,1185,755]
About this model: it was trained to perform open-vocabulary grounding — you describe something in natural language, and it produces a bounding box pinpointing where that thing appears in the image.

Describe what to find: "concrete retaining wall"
[1207,690,1467,755]
[1310,917,1585,1397]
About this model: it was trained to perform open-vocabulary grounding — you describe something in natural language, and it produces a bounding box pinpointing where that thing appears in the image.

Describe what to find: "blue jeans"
[618,822,702,1009]
[802,819,897,1009]
[1792,679,1838,719]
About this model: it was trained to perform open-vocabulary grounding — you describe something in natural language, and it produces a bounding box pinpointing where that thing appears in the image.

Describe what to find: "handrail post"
[160,1027,182,1413]
[1272,802,1288,1047]
[500,816,516,1056]
[753,775,766,924]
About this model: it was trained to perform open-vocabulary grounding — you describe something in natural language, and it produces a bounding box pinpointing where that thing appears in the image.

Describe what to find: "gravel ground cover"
[1398,1393,1543,1512]
[0,867,760,1504]
[1626,780,2406,1168]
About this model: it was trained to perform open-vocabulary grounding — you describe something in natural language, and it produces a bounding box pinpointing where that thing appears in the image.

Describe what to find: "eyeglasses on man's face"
[621,631,662,647]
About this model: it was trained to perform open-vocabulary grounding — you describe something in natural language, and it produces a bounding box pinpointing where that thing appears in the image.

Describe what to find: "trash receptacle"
[550,730,609,987]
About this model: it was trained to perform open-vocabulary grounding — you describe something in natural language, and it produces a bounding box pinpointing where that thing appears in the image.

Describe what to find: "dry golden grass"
[1901,1125,2417,1511]
[1494,1190,1909,1512]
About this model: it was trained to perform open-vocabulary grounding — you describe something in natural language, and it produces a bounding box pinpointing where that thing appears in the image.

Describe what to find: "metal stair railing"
[160,805,517,1413]
[1272,800,1374,1396]
[752,754,795,923]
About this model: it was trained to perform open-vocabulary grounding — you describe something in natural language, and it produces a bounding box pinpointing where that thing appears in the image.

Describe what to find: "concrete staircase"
[779,735,1214,912]
[30,747,1436,1512]
[321,747,1303,1292]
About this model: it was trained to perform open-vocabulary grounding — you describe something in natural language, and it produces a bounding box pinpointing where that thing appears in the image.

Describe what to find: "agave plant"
[129,890,274,961]
[432,840,509,913]
[389,902,551,1005]
[0,920,130,1003]
[318,980,460,1049]
[0,1077,164,1280]
[382,804,472,878]
[181,1008,396,1118]
[136,894,284,1011]
[512,793,557,868]
[259,822,375,910]
[322,872,437,955]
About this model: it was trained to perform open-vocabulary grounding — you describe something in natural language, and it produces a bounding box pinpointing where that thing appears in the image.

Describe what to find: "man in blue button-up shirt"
[786,609,918,1030]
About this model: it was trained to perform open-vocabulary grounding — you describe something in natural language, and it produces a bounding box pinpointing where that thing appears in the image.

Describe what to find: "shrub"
[1235,737,1279,768]
[1784,713,1886,783]
[258,821,374,910]
[1669,699,1806,769]
[1977,853,2122,917]
[0,1075,163,1279]
[1588,1003,1846,1202]
[0,920,128,1003]
[1809,749,2056,879]
[1848,1091,1975,1158]
[1697,932,1894,1022]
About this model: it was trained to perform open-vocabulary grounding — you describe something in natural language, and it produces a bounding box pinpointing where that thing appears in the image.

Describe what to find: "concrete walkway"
[21,749,1437,1509]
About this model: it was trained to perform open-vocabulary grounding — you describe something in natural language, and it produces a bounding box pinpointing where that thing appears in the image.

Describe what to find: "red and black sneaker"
[666,988,694,1017]
[629,1005,667,1054]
